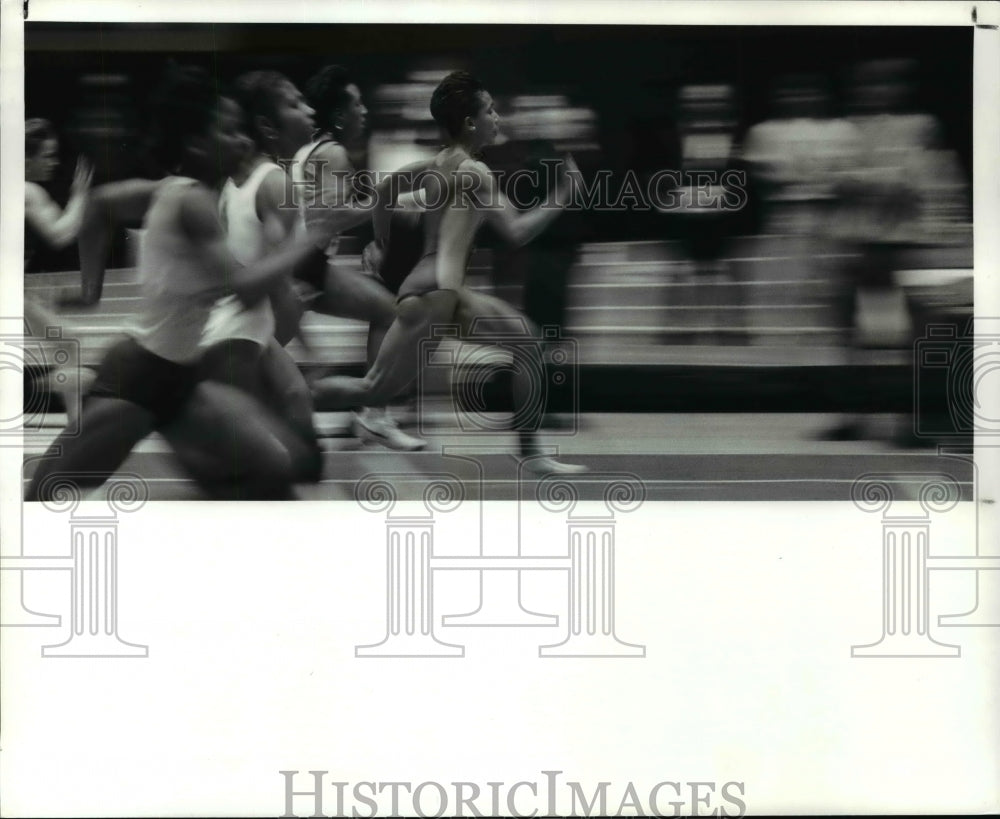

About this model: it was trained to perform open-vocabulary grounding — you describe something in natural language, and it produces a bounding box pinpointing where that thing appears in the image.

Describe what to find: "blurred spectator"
[740,73,859,348]
[660,84,746,343]
[825,58,970,443]
[480,93,595,427]
[742,73,857,240]
[833,59,969,255]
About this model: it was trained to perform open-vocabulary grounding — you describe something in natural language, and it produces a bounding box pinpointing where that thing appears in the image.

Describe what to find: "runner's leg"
[311,289,458,410]
[25,397,156,501]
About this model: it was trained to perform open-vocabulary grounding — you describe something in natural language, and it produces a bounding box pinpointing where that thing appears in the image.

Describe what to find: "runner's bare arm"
[304,142,372,234]
[257,167,311,348]
[372,158,436,245]
[76,178,161,303]
[257,165,302,242]
[25,162,93,251]
[467,157,576,247]
[181,184,326,307]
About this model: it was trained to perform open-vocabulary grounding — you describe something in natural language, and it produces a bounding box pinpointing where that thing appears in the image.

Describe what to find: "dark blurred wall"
[25,23,972,246]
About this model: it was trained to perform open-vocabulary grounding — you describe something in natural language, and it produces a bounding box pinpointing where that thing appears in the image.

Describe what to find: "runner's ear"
[186,133,209,164]
[256,114,278,144]
[332,107,347,133]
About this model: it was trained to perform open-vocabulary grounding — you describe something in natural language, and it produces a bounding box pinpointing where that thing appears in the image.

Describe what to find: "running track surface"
[21,412,976,501]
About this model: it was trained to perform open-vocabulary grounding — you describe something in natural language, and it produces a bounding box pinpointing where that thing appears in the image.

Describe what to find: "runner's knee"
[240,438,295,496]
[396,295,430,327]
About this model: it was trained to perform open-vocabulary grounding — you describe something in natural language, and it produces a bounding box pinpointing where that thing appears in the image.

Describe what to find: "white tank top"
[131,177,227,364]
[200,160,281,349]
[292,137,341,262]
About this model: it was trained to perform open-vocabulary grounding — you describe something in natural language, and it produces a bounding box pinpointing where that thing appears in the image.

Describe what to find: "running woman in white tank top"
[202,159,283,350]
[27,65,334,502]
[194,71,326,478]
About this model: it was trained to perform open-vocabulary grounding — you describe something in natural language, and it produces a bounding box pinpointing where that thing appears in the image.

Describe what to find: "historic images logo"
[278,770,748,818]
[417,318,579,438]
[912,318,1000,445]
[353,452,647,659]
[851,318,1000,658]
[1,314,82,445]
[280,163,749,215]
[2,314,148,657]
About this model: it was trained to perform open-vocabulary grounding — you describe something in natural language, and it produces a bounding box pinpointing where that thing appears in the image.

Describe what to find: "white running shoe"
[352,408,427,451]
[522,456,588,476]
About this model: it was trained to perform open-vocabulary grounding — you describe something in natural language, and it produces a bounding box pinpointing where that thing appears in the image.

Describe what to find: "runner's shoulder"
[310,140,351,170]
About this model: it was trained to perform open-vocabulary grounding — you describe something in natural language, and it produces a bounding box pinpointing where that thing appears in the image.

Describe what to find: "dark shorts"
[290,244,332,293]
[396,253,453,302]
[199,338,266,400]
[87,336,200,427]
[379,210,427,296]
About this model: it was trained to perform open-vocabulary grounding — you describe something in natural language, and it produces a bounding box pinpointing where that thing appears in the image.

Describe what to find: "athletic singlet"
[131,177,228,364]
[200,160,282,349]
[394,150,478,301]
[291,136,341,262]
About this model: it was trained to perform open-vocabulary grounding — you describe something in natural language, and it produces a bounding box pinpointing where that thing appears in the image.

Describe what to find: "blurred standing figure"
[662,84,745,343]
[742,73,857,242]
[481,95,589,427]
[742,74,859,345]
[825,58,965,442]
[833,58,966,266]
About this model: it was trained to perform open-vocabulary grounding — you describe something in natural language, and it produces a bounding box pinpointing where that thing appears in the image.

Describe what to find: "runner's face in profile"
[26,138,59,182]
[336,83,368,145]
[272,81,316,150]
[469,91,500,148]
[210,97,250,181]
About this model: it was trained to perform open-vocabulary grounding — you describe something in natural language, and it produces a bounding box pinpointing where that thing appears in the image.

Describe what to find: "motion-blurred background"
[23,24,975,447]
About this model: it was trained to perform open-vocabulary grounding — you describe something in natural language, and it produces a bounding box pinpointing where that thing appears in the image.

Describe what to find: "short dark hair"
[25,118,56,159]
[430,71,487,138]
[148,63,225,170]
[304,64,354,132]
[234,70,292,148]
